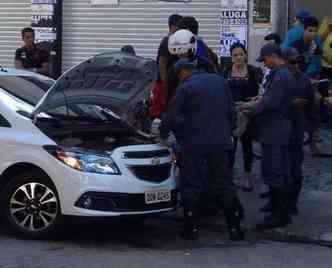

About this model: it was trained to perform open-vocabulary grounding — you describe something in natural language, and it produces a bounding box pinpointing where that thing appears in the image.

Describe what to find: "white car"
[0,53,177,239]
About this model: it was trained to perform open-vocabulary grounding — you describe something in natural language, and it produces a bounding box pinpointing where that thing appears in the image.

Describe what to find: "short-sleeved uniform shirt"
[15,46,50,69]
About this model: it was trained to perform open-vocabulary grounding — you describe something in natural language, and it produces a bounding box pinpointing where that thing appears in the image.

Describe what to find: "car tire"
[2,171,63,240]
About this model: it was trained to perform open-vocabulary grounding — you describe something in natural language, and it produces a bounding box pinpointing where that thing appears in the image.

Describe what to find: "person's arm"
[255,73,285,115]
[281,27,301,49]
[306,43,322,78]
[221,78,235,128]
[14,49,24,69]
[157,37,170,84]
[159,56,168,84]
[37,62,49,75]
[36,49,50,75]
[159,84,187,138]
[304,78,320,129]
[15,60,24,69]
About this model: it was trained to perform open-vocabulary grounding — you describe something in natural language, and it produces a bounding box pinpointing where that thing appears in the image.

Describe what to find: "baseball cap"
[256,42,282,62]
[295,9,311,19]
[174,58,195,74]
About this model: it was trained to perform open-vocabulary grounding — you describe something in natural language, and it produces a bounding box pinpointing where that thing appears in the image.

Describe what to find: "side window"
[0,114,11,127]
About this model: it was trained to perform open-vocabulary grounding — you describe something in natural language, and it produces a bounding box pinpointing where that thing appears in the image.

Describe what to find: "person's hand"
[324,96,332,106]
[150,118,161,137]
[237,99,260,111]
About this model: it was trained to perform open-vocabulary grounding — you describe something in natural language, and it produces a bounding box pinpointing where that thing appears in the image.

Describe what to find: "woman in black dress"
[224,43,262,191]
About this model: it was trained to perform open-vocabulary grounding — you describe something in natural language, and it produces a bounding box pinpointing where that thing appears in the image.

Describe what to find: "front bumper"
[75,190,178,212]
[46,144,177,217]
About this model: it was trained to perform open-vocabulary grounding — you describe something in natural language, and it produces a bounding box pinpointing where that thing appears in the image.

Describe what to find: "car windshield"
[0,75,53,106]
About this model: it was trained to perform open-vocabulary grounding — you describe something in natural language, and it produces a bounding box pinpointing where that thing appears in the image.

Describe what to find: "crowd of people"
[149,12,332,242]
[13,11,332,242]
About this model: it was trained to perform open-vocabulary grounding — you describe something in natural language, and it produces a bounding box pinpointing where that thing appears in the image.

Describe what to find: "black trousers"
[289,138,304,208]
[180,151,239,224]
[261,145,290,188]
[230,127,253,172]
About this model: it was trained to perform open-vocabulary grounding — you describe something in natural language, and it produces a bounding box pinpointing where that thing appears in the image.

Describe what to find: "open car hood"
[32,52,156,132]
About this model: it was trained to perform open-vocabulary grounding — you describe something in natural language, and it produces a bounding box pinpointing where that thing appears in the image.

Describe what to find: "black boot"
[225,208,245,241]
[256,188,292,231]
[259,189,275,213]
[181,210,199,241]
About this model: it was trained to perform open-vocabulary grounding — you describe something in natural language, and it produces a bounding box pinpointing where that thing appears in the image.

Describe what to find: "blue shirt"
[282,24,321,49]
[160,71,235,153]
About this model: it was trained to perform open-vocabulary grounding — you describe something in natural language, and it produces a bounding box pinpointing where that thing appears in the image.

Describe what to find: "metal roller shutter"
[62,0,220,70]
[0,1,31,68]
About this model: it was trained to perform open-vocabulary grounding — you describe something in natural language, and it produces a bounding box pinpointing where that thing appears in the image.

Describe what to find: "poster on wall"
[220,0,248,57]
[31,0,62,78]
[253,0,271,25]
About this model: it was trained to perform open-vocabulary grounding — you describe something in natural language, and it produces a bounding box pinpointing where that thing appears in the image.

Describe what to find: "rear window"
[0,75,53,106]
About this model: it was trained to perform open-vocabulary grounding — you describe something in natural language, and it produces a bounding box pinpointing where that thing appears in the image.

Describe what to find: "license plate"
[145,189,171,204]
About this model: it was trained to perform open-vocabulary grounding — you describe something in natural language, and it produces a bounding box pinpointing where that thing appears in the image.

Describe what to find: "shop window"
[253,0,271,25]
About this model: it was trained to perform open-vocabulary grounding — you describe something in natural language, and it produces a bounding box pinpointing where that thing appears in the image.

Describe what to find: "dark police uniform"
[254,64,296,227]
[160,70,243,238]
[255,64,295,187]
[289,71,318,211]
[15,45,50,71]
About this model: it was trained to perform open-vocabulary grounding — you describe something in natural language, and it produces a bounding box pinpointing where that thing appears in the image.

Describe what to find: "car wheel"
[2,171,62,239]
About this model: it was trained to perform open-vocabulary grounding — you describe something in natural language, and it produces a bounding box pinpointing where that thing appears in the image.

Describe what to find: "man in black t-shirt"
[157,14,183,84]
[15,27,50,76]
[149,14,183,119]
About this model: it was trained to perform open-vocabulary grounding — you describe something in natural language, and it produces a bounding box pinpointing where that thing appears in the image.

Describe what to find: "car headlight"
[45,146,120,175]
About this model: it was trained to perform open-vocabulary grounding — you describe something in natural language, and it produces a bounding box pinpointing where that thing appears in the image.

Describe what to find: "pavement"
[0,129,332,267]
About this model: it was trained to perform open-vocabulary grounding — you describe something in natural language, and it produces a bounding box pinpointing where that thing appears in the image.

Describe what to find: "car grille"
[129,163,171,183]
[75,191,177,212]
[122,149,170,159]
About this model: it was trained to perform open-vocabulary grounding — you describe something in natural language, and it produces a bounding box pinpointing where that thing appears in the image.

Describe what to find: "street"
[0,128,332,268]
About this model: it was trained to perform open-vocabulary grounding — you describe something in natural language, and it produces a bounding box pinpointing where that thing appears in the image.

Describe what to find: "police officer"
[15,27,50,75]
[159,59,245,241]
[283,48,319,215]
[241,43,296,230]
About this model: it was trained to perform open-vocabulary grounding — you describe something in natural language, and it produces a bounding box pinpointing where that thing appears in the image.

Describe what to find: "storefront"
[0,0,291,74]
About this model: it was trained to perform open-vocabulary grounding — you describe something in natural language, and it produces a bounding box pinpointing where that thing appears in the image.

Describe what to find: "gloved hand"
[236,100,260,117]
[150,118,162,137]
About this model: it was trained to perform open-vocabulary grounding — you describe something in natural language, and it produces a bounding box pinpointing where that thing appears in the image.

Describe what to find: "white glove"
[150,118,161,137]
